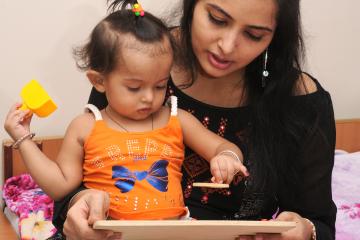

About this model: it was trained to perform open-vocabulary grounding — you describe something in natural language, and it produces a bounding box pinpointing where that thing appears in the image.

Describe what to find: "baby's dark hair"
[74,0,176,74]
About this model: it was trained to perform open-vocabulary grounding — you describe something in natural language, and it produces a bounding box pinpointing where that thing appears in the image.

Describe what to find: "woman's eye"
[245,32,263,42]
[208,13,227,26]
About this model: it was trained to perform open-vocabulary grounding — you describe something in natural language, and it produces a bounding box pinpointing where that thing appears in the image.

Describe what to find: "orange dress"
[82,97,186,219]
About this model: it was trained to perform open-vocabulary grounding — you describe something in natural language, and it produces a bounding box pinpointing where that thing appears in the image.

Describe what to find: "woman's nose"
[217,30,239,55]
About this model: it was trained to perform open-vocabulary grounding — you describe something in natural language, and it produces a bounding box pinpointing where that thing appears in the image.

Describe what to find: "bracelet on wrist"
[304,218,316,240]
[12,132,35,149]
[218,150,242,163]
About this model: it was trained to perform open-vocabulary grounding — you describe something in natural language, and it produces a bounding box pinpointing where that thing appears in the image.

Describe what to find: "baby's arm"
[178,109,249,184]
[4,103,89,200]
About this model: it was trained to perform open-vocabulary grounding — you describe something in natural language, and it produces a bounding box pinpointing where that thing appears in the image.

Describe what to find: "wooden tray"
[94,220,296,240]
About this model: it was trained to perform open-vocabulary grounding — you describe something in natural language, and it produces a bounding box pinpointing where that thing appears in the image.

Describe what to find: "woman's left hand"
[237,211,313,240]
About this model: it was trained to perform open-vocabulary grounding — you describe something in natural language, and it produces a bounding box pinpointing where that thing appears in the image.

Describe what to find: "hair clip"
[132,3,145,17]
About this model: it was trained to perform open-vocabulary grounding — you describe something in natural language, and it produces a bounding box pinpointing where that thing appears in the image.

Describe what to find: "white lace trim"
[84,104,102,120]
[170,96,177,116]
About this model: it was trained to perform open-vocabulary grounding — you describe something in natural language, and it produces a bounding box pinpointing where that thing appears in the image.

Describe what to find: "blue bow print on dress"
[112,160,169,193]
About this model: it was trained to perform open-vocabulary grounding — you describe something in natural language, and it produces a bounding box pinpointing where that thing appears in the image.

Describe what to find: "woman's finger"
[107,232,123,240]
[64,191,112,240]
[88,191,110,225]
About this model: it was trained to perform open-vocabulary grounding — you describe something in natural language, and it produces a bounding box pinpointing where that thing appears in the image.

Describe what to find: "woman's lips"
[208,52,232,70]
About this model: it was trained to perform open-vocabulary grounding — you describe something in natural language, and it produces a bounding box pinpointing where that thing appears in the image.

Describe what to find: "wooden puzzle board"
[94,220,296,240]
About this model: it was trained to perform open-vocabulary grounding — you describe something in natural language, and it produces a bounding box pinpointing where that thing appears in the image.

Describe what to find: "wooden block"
[193,182,229,188]
[93,220,296,240]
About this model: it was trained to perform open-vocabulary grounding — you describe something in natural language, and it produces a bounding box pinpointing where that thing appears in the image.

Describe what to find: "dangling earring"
[262,49,269,88]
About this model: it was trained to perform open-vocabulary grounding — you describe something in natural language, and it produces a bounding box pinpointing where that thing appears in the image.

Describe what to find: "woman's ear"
[87,70,106,93]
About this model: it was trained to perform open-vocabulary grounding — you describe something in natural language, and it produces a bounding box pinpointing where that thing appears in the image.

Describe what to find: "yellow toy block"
[19,80,57,117]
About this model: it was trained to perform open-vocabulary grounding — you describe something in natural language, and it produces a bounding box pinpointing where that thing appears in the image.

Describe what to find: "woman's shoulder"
[290,73,334,117]
[291,72,333,103]
[293,72,320,96]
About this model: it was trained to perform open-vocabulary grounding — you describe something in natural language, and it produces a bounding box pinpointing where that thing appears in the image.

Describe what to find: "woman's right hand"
[4,102,32,141]
[63,189,123,240]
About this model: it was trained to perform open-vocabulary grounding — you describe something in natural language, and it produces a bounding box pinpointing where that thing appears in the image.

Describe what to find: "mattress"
[4,206,19,236]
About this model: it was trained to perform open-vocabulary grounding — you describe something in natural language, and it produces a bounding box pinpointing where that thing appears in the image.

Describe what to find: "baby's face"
[104,36,173,121]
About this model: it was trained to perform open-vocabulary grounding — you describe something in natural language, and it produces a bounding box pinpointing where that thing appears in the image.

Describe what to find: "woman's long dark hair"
[102,0,308,199]
[180,0,307,198]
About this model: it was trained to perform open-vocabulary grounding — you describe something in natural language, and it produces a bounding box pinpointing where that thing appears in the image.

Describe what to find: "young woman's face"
[104,36,173,120]
[191,0,278,78]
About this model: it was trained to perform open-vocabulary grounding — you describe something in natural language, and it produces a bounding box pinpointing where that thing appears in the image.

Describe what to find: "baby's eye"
[127,87,140,92]
[156,85,167,90]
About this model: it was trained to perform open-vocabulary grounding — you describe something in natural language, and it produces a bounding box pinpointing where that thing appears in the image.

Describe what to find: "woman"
[54,0,336,239]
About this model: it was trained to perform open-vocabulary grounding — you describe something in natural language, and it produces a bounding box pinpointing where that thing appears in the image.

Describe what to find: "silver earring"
[262,49,269,88]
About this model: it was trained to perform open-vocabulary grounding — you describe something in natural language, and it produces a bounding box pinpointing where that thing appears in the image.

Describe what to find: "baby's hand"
[4,102,33,141]
[210,152,249,184]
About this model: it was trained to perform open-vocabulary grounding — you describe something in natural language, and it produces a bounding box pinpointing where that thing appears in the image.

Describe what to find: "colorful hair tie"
[132,3,145,17]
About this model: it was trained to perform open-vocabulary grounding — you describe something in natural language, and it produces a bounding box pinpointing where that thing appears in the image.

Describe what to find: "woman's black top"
[53,76,336,239]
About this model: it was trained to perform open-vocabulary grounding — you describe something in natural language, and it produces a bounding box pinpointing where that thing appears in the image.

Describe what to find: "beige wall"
[0,0,359,189]
[302,0,360,119]
[0,0,182,191]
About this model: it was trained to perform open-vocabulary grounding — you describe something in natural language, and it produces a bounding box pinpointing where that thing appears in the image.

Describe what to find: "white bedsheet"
[4,206,19,236]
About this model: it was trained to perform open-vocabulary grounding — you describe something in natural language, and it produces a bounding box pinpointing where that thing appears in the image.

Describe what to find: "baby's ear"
[87,70,105,93]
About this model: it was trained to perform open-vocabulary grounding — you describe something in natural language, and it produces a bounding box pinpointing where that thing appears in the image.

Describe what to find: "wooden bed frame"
[2,119,360,183]
[3,137,63,181]
[334,119,360,153]
[1,119,359,239]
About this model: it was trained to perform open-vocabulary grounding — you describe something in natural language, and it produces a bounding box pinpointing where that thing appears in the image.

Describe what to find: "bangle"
[304,218,316,240]
[218,150,242,163]
[12,132,35,149]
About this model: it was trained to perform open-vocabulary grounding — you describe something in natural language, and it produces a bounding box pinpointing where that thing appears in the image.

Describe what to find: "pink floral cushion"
[2,174,57,240]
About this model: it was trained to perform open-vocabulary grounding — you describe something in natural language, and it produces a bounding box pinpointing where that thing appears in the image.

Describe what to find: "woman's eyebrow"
[207,4,274,32]
[207,3,233,20]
